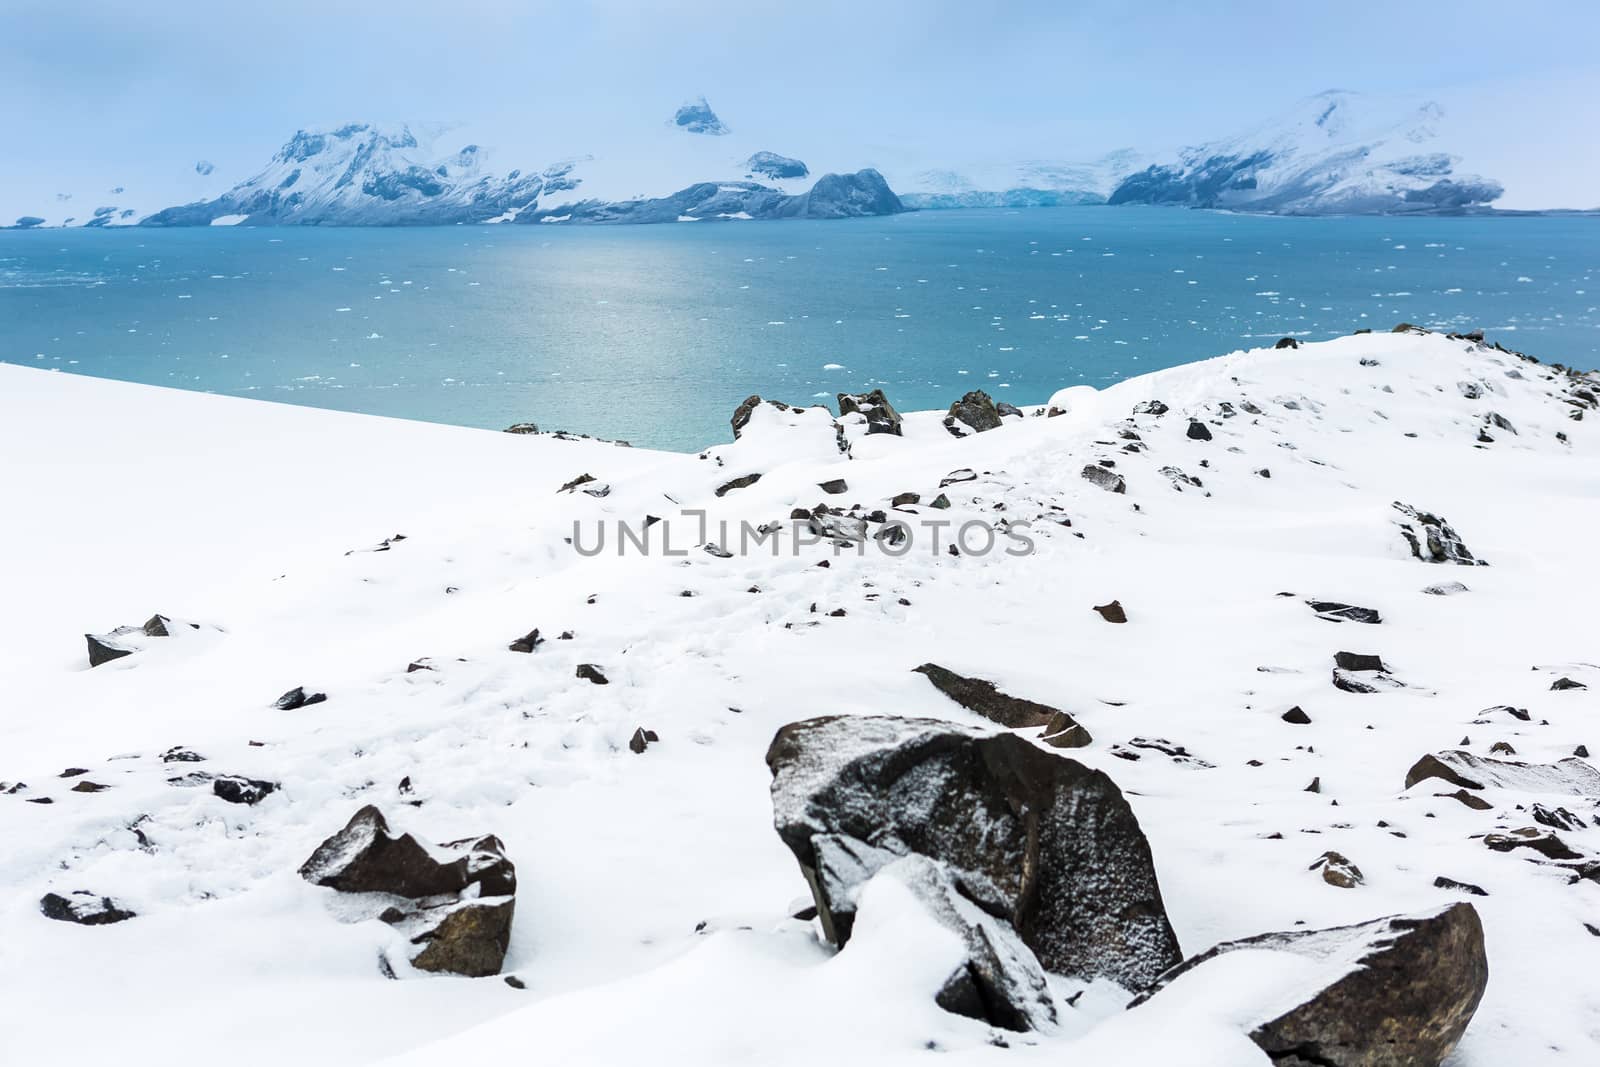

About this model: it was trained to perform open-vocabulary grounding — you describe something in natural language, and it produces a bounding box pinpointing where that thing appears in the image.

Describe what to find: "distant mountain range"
[5,91,1519,229]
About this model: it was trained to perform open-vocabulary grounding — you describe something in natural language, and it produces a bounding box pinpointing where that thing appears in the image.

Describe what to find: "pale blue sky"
[2,0,1595,206]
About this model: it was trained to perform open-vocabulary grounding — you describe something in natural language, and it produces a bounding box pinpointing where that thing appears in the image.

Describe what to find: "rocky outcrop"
[274,686,327,710]
[85,613,180,667]
[1394,503,1485,565]
[837,389,902,436]
[766,715,1180,990]
[1131,904,1488,1067]
[300,806,516,977]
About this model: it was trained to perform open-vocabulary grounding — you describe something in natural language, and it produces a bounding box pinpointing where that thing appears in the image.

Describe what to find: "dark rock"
[1404,750,1600,794]
[1113,737,1214,768]
[59,767,89,778]
[274,686,327,710]
[1485,412,1517,436]
[891,492,920,507]
[503,422,539,434]
[504,974,527,989]
[70,781,110,793]
[1133,400,1169,416]
[409,897,516,978]
[508,629,544,653]
[912,663,1070,731]
[766,715,1180,989]
[1488,741,1515,756]
[1334,652,1386,672]
[1433,876,1488,896]
[1332,668,1404,694]
[1308,601,1382,624]
[929,493,951,509]
[558,473,596,493]
[40,891,136,925]
[299,805,516,899]
[1038,711,1092,749]
[1130,904,1487,1067]
[213,775,279,805]
[1551,677,1587,691]
[142,614,172,637]
[628,727,659,754]
[995,401,1024,418]
[85,632,135,668]
[576,664,609,685]
[1282,706,1312,725]
[1305,777,1323,793]
[1186,419,1213,441]
[1273,337,1300,349]
[1093,600,1128,624]
[817,479,849,495]
[1081,465,1126,494]
[1393,502,1485,566]
[715,472,762,497]
[837,389,902,436]
[1484,826,1581,861]
[943,391,1003,436]
[1310,850,1363,888]
[1530,803,1586,832]
[161,746,205,763]
[868,854,1056,1032]
[1576,745,1590,758]
[939,468,978,488]
[1439,789,1492,811]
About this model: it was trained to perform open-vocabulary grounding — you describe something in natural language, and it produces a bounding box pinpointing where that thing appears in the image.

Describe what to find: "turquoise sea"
[2,209,1595,450]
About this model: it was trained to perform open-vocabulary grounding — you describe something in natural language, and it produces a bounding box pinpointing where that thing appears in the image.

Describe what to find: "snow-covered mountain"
[1107,90,1504,214]
[0,90,1535,228]
[140,115,901,228]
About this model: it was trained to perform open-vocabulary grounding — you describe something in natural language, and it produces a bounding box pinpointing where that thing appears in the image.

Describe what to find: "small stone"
[1186,419,1213,441]
[1281,706,1312,725]
[508,629,544,653]
[1305,777,1322,794]
[576,664,609,685]
[274,686,327,710]
[891,492,920,507]
[715,473,763,497]
[213,775,278,805]
[1080,465,1126,494]
[1310,850,1363,888]
[1433,876,1488,897]
[1551,677,1587,691]
[1092,600,1128,624]
[818,478,849,495]
[70,781,110,793]
[628,727,659,754]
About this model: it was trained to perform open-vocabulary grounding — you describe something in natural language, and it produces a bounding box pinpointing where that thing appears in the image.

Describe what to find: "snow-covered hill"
[1108,90,1504,214]
[3,329,1597,1064]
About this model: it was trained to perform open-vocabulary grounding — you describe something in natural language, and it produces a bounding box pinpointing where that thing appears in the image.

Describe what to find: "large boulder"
[837,389,903,436]
[766,715,1180,990]
[943,390,1003,437]
[300,806,516,978]
[1130,904,1488,1067]
[861,855,1057,1032]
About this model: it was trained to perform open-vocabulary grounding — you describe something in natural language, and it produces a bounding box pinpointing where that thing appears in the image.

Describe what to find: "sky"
[2,0,1596,211]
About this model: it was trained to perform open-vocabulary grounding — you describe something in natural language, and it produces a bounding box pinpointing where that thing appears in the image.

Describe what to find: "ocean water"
[2,209,1595,451]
